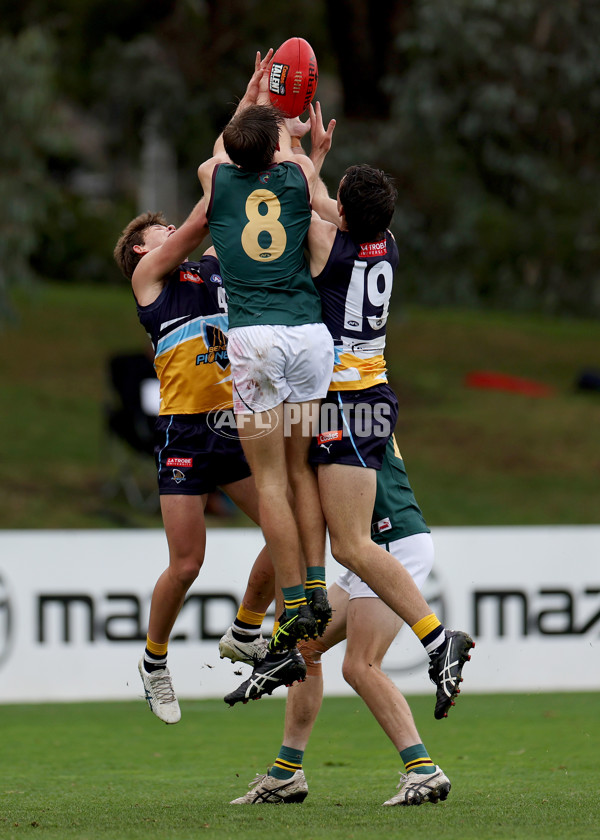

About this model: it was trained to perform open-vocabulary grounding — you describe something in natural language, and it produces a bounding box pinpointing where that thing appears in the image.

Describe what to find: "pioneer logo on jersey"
[166,457,193,468]
[180,270,204,284]
[197,324,229,369]
[372,517,392,535]
[317,430,343,446]
[171,469,186,484]
[358,239,387,258]
[269,62,289,95]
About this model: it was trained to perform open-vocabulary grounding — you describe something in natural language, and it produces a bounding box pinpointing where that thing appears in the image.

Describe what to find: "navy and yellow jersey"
[313,229,398,391]
[371,435,430,545]
[206,161,322,329]
[136,257,233,415]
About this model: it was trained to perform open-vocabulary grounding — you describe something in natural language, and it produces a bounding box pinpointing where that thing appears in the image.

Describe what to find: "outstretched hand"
[284,115,311,139]
[238,48,274,111]
[309,101,336,166]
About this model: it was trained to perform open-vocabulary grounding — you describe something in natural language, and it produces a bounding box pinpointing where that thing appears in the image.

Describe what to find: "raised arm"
[277,115,336,273]
[275,114,320,199]
[307,211,338,278]
[200,49,274,207]
[309,101,336,179]
[132,199,209,306]
[307,101,339,225]
[212,49,273,156]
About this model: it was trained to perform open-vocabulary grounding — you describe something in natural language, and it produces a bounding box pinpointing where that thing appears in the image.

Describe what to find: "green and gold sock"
[282,584,308,618]
[400,743,436,775]
[304,565,327,600]
[268,745,304,780]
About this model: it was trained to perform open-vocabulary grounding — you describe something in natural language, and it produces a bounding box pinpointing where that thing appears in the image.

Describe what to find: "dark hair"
[223,104,284,172]
[338,164,397,242]
[113,211,168,279]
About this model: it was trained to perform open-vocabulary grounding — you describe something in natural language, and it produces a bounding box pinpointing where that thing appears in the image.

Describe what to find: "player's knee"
[297,638,327,676]
[341,655,371,692]
[287,454,313,481]
[328,536,367,575]
[170,556,202,588]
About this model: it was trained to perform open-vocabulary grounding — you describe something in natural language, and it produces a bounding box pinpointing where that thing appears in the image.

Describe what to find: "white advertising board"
[0,526,598,703]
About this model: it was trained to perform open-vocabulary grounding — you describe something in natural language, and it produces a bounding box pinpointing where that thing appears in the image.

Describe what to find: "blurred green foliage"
[1,1,599,315]
[325,0,600,315]
[0,27,67,316]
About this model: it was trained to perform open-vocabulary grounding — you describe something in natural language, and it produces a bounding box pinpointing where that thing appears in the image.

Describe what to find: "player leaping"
[222,102,475,723]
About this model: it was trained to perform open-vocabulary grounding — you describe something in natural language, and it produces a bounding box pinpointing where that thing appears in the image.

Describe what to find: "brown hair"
[338,164,397,242]
[113,211,168,279]
[222,104,284,172]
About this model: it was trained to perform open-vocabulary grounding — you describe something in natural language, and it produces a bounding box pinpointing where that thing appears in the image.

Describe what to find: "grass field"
[0,282,598,529]
[1,692,598,839]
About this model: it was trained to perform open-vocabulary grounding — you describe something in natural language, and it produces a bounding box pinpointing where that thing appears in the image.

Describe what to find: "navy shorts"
[309,384,399,470]
[155,413,251,495]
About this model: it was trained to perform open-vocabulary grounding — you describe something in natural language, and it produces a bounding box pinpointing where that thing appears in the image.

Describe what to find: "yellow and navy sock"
[232,605,265,643]
[144,637,168,673]
[282,584,308,618]
[268,745,304,780]
[304,565,327,600]
[400,743,436,775]
[411,614,446,656]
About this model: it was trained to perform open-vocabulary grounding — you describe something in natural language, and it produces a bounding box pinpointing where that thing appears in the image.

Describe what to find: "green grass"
[0,282,598,527]
[386,308,600,525]
[0,693,598,839]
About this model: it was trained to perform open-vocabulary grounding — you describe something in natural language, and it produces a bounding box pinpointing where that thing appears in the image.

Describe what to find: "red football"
[268,37,318,118]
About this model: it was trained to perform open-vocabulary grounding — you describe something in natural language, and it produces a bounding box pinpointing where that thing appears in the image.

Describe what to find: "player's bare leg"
[223,474,275,609]
[227,584,347,798]
[281,585,450,806]
[139,493,208,724]
[319,462,474,718]
[284,400,331,633]
[285,587,424,754]
[361,599,452,809]
[284,400,326,570]
[236,406,316,648]
[342,598,421,751]
[149,493,208,643]
[221,474,262,524]
[283,584,349,751]
[317,463,431,625]
[236,406,305,589]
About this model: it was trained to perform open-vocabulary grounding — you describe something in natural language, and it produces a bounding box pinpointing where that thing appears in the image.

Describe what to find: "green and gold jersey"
[371,435,430,545]
[207,161,322,329]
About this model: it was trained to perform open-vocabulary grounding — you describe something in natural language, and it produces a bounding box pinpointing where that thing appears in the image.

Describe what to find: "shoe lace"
[397,768,440,793]
[248,773,268,789]
[246,638,267,655]
[396,771,409,791]
[149,671,176,703]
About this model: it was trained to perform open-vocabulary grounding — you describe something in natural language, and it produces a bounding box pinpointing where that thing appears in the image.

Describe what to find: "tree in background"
[0,0,331,295]
[324,0,414,119]
[325,0,600,315]
[0,27,68,318]
[1,0,599,316]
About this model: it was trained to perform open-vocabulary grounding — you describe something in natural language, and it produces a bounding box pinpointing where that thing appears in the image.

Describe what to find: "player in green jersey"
[222,106,474,797]
[198,53,335,655]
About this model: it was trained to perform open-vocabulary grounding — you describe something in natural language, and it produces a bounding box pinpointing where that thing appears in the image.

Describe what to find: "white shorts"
[336,532,434,599]
[227,323,334,414]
